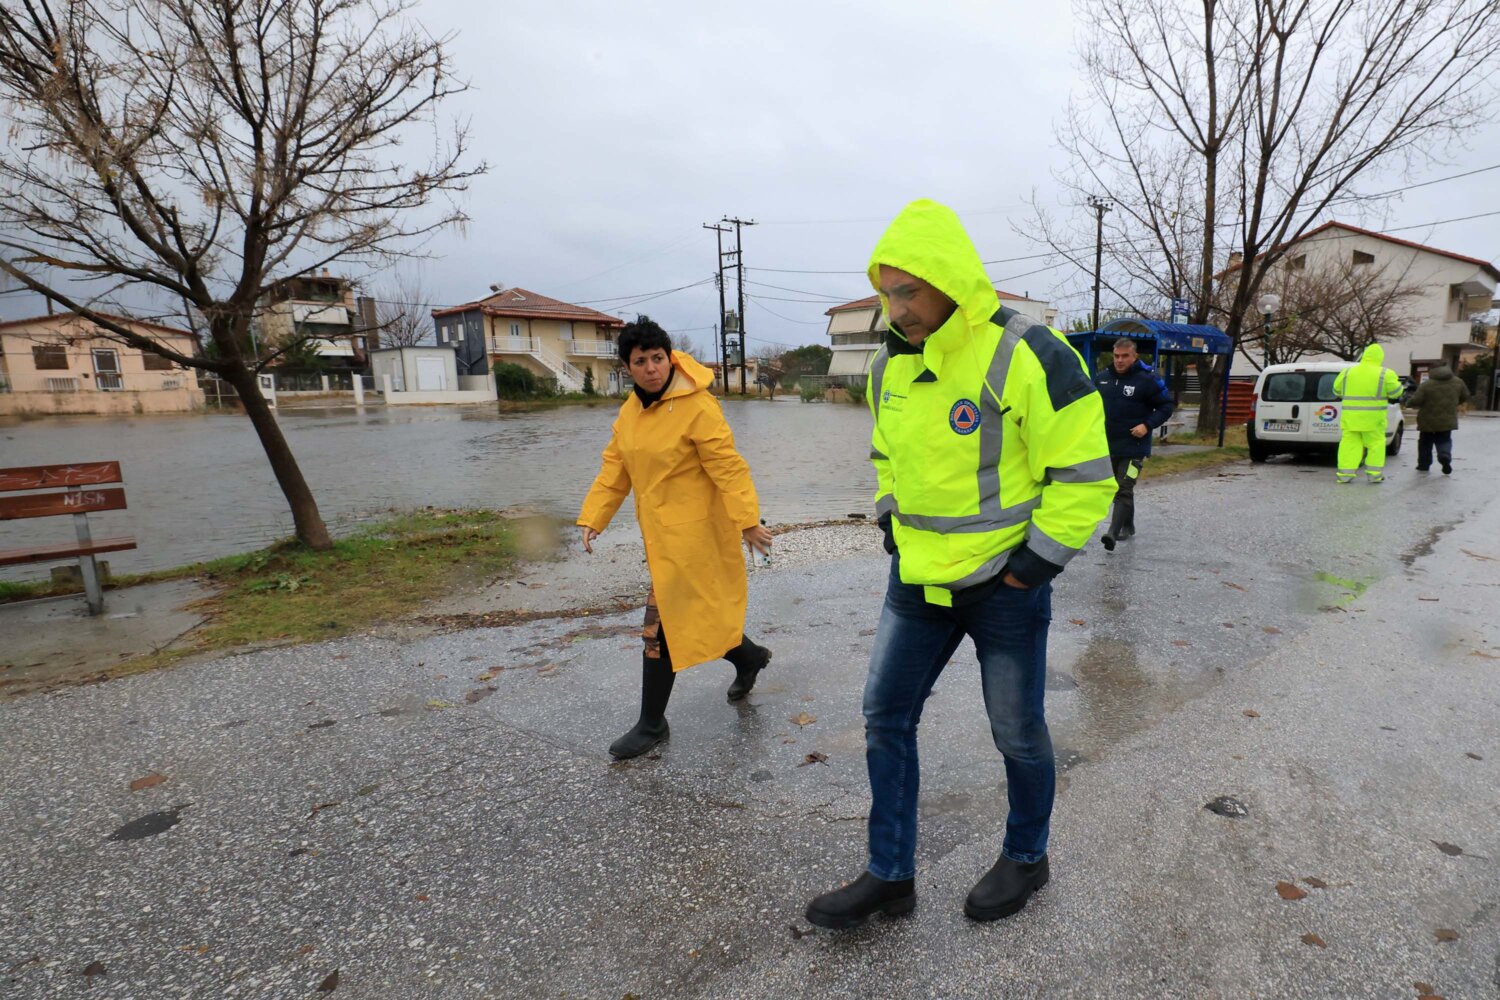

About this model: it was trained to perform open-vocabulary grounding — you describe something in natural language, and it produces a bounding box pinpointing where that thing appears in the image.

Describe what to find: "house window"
[559,321,573,340]
[1287,255,1307,272]
[142,352,175,371]
[32,344,68,370]
[438,326,447,344]
[1352,250,1375,266]
[1449,285,1468,323]
[510,321,521,338]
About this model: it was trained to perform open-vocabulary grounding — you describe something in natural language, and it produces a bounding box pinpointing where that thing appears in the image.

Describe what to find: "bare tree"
[1235,253,1426,367]
[375,269,434,348]
[0,0,483,548]
[1039,0,1500,432]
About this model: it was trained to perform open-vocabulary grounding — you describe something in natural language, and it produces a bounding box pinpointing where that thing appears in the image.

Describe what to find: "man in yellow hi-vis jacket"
[1332,343,1403,483]
[805,200,1115,929]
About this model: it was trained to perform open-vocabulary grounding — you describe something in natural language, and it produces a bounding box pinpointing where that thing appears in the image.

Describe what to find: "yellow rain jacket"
[867,200,1115,604]
[1332,343,1402,431]
[579,351,760,670]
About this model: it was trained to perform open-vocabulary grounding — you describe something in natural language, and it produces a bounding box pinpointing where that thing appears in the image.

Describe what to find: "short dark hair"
[1113,337,1138,353]
[618,315,672,363]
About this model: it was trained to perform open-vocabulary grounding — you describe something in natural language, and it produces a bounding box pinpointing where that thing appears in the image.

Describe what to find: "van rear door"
[1258,370,1317,445]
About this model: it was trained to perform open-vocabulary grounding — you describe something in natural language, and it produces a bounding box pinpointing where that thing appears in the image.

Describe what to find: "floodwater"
[0,398,876,580]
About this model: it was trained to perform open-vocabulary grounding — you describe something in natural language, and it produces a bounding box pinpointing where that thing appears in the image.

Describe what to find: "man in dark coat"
[1093,338,1174,549]
[1407,364,1471,475]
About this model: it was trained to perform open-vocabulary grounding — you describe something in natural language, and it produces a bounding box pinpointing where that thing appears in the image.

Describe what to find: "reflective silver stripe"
[943,547,1014,591]
[1341,404,1388,411]
[875,493,897,518]
[871,448,888,461]
[1340,395,1387,401]
[1336,468,1358,474]
[869,347,891,416]
[1046,455,1115,484]
[893,496,1041,534]
[975,320,1024,512]
[1025,527,1081,567]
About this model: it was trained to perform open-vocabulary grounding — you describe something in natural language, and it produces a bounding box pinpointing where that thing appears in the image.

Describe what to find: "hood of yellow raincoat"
[662,349,714,398]
[1357,343,1385,367]
[867,199,997,351]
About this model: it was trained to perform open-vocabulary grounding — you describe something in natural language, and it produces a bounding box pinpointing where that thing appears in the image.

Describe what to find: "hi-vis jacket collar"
[868,199,999,382]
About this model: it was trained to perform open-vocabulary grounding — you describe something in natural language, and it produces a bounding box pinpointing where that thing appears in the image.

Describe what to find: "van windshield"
[1263,371,1341,402]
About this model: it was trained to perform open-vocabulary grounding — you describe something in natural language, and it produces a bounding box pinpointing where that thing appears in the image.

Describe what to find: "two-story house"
[1227,221,1499,379]
[0,312,203,416]
[432,287,625,393]
[824,289,1058,381]
[258,270,377,373]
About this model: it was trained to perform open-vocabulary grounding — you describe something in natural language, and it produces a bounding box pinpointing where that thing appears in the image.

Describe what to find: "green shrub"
[493,362,555,399]
[844,381,866,405]
[799,382,823,402]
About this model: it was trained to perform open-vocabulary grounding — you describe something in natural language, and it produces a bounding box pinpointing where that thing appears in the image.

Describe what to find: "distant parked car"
[1245,362,1404,463]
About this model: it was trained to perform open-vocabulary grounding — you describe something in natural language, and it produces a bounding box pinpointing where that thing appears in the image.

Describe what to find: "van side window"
[1315,373,1340,401]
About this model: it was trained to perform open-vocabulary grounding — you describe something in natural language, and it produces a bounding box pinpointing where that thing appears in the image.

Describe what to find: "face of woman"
[629,346,671,393]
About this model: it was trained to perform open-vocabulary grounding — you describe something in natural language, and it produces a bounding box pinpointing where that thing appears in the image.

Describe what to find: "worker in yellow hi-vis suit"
[1331,343,1403,483]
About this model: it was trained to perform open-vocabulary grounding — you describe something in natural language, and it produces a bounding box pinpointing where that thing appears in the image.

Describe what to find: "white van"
[1245,361,1404,463]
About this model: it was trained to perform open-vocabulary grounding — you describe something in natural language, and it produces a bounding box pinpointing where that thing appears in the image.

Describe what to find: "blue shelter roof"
[1091,318,1232,355]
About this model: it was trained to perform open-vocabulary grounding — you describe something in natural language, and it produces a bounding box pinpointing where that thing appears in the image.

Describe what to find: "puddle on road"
[107,805,189,842]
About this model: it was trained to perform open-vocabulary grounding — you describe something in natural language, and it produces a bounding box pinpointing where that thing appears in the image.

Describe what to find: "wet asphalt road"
[3,421,1499,998]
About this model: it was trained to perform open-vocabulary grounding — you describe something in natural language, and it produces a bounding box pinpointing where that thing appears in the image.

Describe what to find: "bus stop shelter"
[1066,319,1237,446]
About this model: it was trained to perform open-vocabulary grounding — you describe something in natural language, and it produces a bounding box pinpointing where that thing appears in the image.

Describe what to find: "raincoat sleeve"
[578,425,631,532]
[1382,370,1403,400]
[689,399,760,530]
[1005,349,1116,587]
[1332,369,1348,397]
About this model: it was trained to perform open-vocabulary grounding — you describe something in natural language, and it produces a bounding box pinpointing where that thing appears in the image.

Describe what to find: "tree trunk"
[1195,357,1224,436]
[225,366,334,550]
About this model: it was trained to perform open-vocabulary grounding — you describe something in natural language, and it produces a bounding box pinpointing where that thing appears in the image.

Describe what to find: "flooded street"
[0,397,874,578]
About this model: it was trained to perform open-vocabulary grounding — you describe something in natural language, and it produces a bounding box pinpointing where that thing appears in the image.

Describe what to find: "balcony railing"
[565,340,617,357]
[490,336,540,354]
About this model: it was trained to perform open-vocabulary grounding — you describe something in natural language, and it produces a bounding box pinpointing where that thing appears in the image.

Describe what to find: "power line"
[747,295,832,326]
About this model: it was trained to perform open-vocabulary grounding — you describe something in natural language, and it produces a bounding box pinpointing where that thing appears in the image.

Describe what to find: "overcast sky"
[6,0,1499,348]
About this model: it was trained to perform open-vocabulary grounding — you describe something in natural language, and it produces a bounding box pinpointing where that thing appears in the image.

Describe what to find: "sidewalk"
[2,438,1497,998]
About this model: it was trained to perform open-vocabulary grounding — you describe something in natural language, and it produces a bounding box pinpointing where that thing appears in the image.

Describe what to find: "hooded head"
[1357,342,1385,367]
[1429,364,1454,381]
[867,200,997,352]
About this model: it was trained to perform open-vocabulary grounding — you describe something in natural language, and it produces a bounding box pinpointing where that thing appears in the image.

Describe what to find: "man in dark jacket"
[1407,364,1471,474]
[1094,338,1174,549]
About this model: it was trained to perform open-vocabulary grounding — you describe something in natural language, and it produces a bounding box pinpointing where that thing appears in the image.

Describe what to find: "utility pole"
[703,222,733,393]
[724,216,756,395]
[1088,195,1112,331]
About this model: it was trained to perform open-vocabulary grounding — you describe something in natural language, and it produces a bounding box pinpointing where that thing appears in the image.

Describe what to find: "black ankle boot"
[609,654,675,759]
[963,854,1049,921]
[805,872,916,930]
[725,638,772,702]
[609,718,669,759]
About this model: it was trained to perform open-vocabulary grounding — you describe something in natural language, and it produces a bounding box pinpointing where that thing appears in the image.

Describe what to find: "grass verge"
[3,509,518,678]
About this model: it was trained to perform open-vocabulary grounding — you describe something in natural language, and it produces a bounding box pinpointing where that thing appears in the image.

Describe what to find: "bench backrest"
[0,462,128,521]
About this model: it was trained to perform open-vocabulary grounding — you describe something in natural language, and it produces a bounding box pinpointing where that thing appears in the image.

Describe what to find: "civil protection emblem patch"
[949,399,980,435]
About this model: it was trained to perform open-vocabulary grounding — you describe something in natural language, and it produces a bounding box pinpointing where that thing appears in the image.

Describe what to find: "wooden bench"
[0,462,137,615]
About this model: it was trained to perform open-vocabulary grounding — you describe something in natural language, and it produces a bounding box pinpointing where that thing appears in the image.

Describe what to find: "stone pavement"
[2,427,1498,998]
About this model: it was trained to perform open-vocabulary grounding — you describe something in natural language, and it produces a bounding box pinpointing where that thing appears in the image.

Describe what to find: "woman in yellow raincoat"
[578,316,774,759]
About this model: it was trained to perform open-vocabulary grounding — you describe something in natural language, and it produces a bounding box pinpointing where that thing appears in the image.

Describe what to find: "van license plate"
[1263,420,1300,432]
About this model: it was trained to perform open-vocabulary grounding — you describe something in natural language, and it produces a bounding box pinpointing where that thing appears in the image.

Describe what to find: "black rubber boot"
[1100,509,1124,551]
[805,872,916,930]
[609,654,675,759]
[963,854,1049,921]
[724,637,772,702]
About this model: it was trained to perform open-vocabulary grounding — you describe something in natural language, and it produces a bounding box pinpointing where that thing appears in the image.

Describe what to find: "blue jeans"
[1416,430,1453,470]
[863,554,1055,881]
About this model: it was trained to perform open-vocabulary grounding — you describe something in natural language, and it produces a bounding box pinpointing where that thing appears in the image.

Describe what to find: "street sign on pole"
[1170,297,1189,324]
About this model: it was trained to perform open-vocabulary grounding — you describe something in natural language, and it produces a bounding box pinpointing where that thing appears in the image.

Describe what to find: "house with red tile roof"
[432,287,625,393]
[1221,221,1499,378]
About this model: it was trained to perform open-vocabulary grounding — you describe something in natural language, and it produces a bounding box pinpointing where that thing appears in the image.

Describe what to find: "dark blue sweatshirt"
[1093,361,1175,459]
